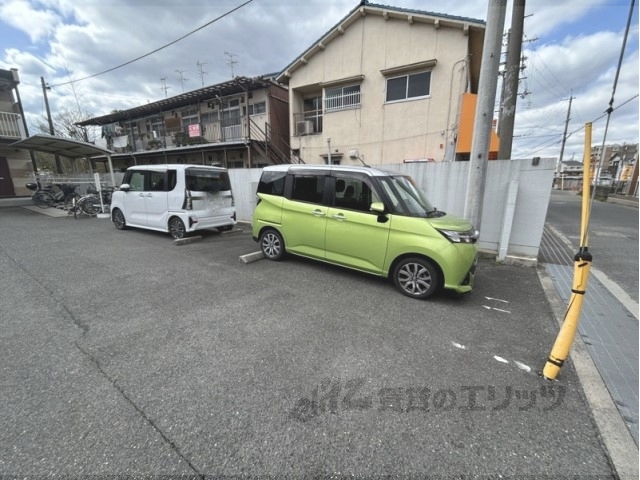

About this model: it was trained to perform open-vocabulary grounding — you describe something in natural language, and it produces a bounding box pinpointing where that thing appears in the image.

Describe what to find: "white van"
[110,164,236,239]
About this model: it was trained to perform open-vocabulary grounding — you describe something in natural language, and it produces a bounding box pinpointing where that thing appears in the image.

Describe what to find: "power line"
[49,0,253,88]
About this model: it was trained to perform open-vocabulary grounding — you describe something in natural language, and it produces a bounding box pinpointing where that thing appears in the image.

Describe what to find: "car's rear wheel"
[393,257,439,299]
[112,208,127,230]
[260,229,285,261]
[169,217,186,239]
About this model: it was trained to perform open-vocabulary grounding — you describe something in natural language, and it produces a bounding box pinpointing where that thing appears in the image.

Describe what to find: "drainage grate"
[538,224,574,266]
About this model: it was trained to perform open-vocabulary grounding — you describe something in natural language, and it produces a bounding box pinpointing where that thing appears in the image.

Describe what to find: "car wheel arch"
[388,253,444,288]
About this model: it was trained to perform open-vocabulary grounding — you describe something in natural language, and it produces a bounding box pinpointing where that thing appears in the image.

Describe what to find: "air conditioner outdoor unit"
[296,120,314,136]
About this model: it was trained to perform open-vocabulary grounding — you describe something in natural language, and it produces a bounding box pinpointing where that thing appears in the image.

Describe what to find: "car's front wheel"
[260,229,285,261]
[112,208,127,230]
[169,217,186,239]
[393,257,439,299]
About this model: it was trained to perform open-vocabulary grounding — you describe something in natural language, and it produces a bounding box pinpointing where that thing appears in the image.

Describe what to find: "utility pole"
[497,0,526,160]
[464,0,507,231]
[556,93,574,176]
[41,76,62,173]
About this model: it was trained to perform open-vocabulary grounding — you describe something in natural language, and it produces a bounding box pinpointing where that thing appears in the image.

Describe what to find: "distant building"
[76,75,291,171]
[0,68,32,198]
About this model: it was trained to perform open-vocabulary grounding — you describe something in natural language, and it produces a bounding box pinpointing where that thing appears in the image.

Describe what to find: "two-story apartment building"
[276,1,499,166]
[0,68,33,197]
[76,75,292,171]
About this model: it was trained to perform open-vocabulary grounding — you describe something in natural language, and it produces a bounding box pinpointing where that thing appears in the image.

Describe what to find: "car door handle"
[138,193,146,197]
[332,213,346,221]
[312,209,326,216]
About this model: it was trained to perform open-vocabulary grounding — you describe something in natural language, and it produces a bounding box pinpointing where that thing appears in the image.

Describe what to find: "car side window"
[291,174,325,204]
[257,171,286,196]
[333,175,380,212]
[167,170,177,191]
[128,171,145,191]
[148,171,166,192]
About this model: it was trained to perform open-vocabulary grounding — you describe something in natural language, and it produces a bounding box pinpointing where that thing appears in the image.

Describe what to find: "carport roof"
[10,133,112,158]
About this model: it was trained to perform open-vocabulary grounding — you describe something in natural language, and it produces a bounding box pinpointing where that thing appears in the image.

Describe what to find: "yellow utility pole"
[542,123,594,380]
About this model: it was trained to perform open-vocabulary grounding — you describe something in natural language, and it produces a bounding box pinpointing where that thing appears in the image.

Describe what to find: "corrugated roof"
[10,133,112,158]
[76,75,277,127]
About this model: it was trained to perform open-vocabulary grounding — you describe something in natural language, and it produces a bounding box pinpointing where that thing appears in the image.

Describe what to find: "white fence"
[228,158,556,264]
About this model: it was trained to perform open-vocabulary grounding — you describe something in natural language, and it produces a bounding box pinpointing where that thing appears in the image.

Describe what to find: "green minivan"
[252,165,478,300]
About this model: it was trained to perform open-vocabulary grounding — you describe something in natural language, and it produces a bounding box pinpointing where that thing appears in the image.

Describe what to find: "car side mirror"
[119,183,131,192]
[370,201,385,214]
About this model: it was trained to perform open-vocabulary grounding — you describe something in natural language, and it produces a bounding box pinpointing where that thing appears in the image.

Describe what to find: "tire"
[259,229,285,261]
[169,217,186,239]
[64,193,81,212]
[32,191,53,208]
[392,257,439,300]
[112,208,127,230]
[81,196,102,215]
[218,225,233,232]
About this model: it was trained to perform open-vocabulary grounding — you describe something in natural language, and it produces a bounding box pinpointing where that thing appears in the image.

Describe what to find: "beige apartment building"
[0,68,33,197]
[277,2,497,166]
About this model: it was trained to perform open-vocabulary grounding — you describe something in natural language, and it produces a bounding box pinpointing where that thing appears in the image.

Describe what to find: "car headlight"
[437,228,479,244]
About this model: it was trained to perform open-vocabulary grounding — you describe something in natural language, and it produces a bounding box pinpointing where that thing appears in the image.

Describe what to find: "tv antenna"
[160,77,170,98]
[224,51,238,78]
[196,60,208,87]
[175,69,189,92]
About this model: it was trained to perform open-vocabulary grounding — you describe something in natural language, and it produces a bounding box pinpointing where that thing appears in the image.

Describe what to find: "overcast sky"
[0,0,637,161]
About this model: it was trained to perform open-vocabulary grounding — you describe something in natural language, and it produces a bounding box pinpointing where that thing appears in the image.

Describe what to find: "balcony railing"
[110,120,248,153]
[0,111,25,139]
[324,91,361,112]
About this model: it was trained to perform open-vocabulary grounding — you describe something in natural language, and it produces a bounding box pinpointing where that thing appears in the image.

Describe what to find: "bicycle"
[26,183,82,214]
[26,182,53,208]
[78,185,114,215]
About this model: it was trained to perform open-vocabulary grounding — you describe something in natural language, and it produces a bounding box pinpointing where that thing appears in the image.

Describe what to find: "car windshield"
[186,168,231,193]
[378,175,435,217]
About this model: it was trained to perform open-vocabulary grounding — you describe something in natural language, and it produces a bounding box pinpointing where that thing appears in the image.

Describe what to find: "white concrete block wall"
[229,158,556,260]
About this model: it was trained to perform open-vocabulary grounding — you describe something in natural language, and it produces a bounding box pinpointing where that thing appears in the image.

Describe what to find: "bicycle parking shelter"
[10,133,116,187]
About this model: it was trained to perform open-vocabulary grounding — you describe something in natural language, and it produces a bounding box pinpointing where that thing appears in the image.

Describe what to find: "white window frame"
[249,101,266,116]
[385,70,432,104]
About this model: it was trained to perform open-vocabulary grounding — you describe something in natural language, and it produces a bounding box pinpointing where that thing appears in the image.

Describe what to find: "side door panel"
[325,208,390,273]
[281,173,328,260]
[144,170,169,229]
[325,174,390,273]
[123,171,148,226]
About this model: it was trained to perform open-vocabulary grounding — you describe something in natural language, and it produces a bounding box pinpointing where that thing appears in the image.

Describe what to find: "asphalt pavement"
[0,200,637,478]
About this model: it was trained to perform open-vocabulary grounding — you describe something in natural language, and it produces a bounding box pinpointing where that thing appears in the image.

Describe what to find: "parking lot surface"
[0,206,619,477]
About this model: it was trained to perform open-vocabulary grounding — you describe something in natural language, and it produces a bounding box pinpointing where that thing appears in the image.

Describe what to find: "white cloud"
[0,0,637,159]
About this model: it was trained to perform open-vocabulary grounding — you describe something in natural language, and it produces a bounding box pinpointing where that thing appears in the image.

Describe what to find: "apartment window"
[222,100,241,127]
[150,116,164,137]
[181,109,199,128]
[324,85,361,112]
[249,101,266,115]
[303,96,322,134]
[386,71,431,102]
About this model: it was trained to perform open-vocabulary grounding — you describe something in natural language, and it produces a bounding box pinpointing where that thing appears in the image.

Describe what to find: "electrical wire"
[49,0,253,88]
[583,0,636,248]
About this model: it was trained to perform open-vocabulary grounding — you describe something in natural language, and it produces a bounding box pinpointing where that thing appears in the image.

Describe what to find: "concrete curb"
[239,251,264,264]
[537,267,639,479]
